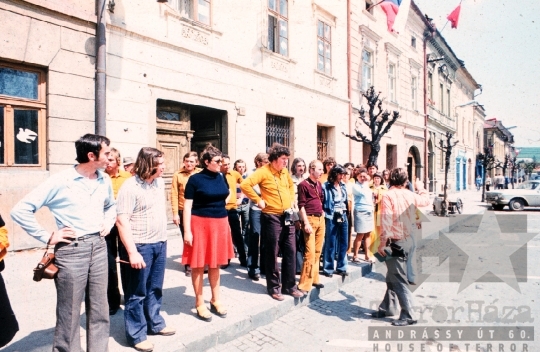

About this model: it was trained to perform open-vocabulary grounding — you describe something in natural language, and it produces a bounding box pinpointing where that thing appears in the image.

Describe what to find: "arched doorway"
[407,145,422,182]
[428,140,434,192]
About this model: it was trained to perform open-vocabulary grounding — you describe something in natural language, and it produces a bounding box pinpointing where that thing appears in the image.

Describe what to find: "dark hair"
[382,169,390,177]
[291,157,306,176]
[328,164,347,184]
[200,144,222,166]
[389,168,409,187]
[372,172,383,183]
[367,162,378,169]
[75,134,110,163]
[343,162,354,169]
[254,153,268,166]
[268,143,290,162]
[222,154,230,160]
[322,157,337,174]
[355,167,368,182]
[183,151,198,161]
[134,147,163,180]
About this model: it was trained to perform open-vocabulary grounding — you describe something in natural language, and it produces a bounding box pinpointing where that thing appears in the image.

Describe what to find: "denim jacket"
[322,181,349,220]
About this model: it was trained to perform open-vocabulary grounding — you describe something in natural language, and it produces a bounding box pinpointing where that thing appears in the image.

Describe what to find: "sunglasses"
[212,158,223,164]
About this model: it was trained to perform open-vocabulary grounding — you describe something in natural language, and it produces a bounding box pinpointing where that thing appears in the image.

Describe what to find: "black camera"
[334,211,344,223]
[283,208,294,226]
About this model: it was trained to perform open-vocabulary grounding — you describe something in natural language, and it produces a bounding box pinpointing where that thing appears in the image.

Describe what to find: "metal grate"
[317,126,328,161]
[266,114,290,150]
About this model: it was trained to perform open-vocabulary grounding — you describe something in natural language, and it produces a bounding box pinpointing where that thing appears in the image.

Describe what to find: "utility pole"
[95,0,107,135]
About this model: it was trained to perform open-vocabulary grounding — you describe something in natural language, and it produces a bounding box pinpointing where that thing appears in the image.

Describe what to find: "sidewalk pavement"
[1,235,372,352]
[1,189,486,352]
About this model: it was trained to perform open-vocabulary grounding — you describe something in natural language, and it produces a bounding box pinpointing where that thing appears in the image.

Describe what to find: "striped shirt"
[116,175,167,243]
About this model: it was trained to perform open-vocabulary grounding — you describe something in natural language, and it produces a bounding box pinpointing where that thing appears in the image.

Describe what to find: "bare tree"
[436,132,458,216]
[501,154,510,189]
[477,146,502,202]
[343,87,400,165]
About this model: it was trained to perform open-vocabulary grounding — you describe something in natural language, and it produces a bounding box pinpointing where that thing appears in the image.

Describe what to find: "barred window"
[317,20,331,75]
[317,126,329,161]
[268,0,288,56]
[0,63,46,168]
[266,114,290,150]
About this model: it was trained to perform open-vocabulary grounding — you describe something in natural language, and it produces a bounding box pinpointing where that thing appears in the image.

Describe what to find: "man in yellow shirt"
[105,147,132,315]
[221,155,247,267]
[241,143,304,301]
[171,151,201,276]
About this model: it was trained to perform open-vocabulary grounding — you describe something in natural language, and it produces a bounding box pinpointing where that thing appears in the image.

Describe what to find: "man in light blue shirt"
[11,134,116,352]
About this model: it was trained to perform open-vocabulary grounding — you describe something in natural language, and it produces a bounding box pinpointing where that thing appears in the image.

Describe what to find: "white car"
[485,181,540,211]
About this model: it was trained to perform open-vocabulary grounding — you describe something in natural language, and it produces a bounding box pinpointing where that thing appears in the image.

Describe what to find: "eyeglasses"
[212,159,223,164]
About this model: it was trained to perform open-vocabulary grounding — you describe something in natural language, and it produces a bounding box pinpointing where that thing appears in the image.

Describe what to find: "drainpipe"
[95,0,107,135]
[347,0,352,161]
[423,26,435,190]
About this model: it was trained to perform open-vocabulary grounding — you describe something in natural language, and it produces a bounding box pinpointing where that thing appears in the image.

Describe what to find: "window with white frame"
[0,63,46,168]
[317,20,331,75]
[268,0,288,56]
[175,0,211,26]
[388,63,396,102]
[362,49,373,91]
[411,76,417,110]
[447,88,451,116]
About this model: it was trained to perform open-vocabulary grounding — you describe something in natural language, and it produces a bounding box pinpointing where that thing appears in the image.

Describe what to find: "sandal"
[210,301,227,318]
[196,305,212,322]
[352,256,361,263]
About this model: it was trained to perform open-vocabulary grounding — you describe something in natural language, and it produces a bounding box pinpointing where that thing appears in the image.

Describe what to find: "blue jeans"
[237,203,250,253]
[54,235,108,352]
[323,217,348,274]
[123,241,167,346]
[247,209,263,275]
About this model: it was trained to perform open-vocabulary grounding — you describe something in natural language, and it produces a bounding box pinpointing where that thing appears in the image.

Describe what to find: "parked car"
[485,180,540,211]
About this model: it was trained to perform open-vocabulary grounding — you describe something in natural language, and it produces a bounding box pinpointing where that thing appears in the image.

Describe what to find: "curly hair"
[200,144,222,167]
[134,147,163,180]
[267,143,290,162]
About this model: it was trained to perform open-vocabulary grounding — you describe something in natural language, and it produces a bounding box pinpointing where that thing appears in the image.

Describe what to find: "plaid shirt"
[117,176,167,244]
[380,187,430,242]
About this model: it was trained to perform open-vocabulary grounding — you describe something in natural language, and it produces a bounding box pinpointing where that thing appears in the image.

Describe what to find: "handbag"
[33,239,58,281]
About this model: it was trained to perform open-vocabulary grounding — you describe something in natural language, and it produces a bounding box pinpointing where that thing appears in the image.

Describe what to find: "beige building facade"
[349,1,428,178]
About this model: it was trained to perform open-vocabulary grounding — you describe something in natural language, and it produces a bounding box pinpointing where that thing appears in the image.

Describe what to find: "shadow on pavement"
[2,327,55,352]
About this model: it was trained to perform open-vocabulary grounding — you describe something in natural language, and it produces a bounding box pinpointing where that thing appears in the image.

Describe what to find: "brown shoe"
[287,290,305,298]
[270,293,284,301]
[156,326,176,336]
[134,340,154,352]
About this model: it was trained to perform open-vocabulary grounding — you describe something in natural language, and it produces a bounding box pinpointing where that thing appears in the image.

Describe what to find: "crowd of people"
[3,133,429,352]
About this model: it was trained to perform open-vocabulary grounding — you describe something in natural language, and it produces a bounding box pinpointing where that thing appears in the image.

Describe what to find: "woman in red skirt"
[182,145,235,322]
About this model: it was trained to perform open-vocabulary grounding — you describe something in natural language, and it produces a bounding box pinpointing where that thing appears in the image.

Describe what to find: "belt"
[306,214,323,217]
[75,232,100,241]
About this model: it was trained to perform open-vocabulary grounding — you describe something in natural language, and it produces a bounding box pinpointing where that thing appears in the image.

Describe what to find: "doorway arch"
[407,145,422,182]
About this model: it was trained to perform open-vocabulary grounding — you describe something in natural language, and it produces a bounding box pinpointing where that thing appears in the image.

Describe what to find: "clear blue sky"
[413,0,540,147]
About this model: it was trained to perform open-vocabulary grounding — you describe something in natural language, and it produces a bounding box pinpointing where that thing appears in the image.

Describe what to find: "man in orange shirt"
[105,147,132,315]
[221,155,247,267]
[171,151,201,276]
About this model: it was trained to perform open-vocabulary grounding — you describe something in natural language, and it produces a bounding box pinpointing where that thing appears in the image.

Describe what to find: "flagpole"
[366,0,385,12]
[439,20,449,34]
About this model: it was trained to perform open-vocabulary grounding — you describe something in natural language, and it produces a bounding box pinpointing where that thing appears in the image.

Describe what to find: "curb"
[178,263,372,351]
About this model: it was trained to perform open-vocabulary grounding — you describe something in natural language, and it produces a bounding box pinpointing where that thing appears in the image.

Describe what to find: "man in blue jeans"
[116,147,175,352]
[11,134,116,352]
